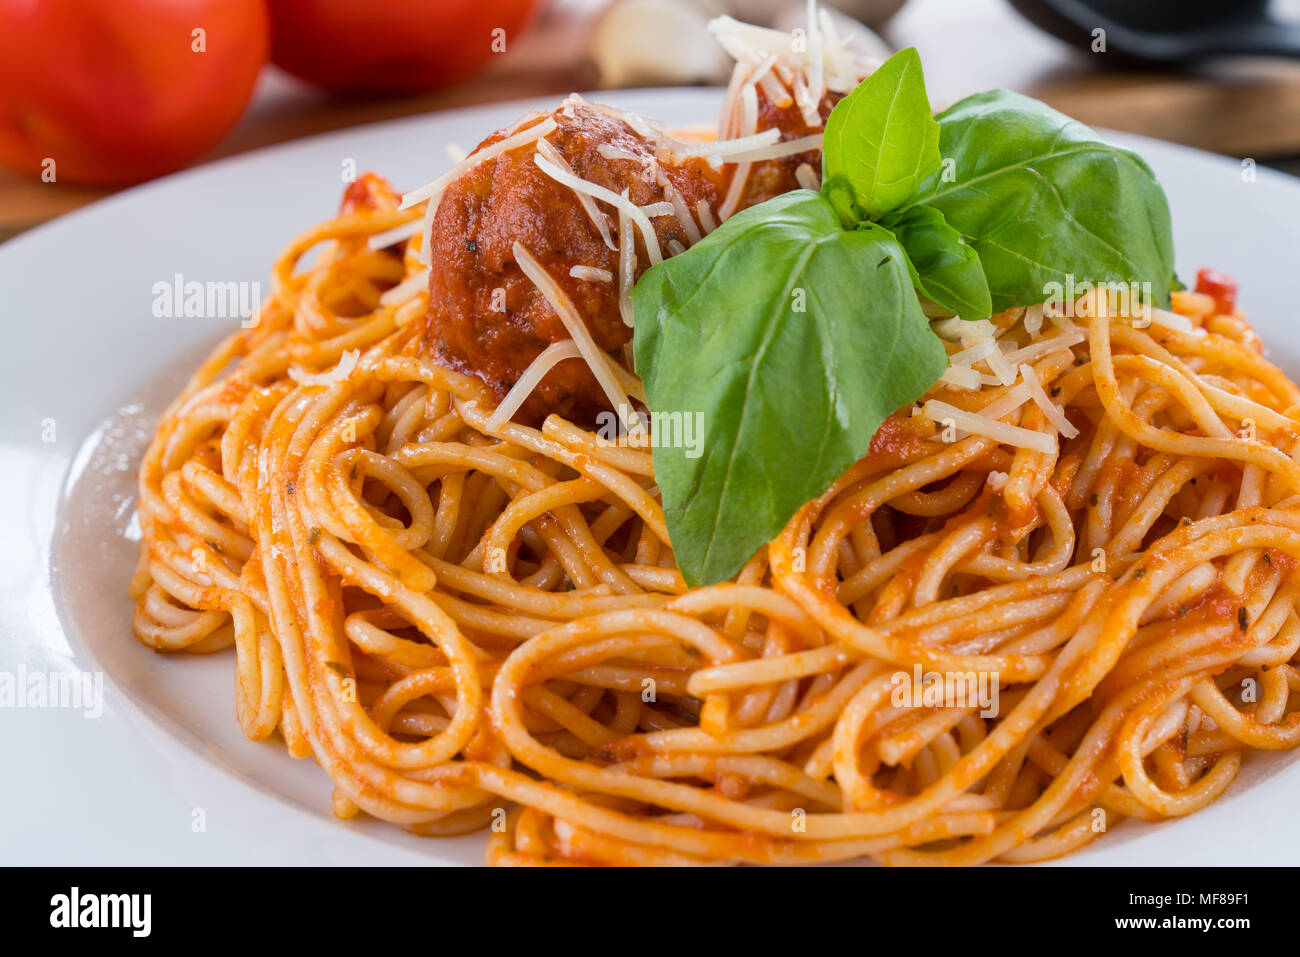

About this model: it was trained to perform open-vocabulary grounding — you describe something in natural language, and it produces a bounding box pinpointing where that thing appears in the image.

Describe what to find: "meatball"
[420,91,842,427]
[422,101,728,425]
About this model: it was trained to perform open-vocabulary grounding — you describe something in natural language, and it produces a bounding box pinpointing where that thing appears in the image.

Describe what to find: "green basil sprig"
[629,48,1176,587]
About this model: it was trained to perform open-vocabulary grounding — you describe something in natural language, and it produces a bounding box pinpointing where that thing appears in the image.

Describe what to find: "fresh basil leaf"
[821,47,941,223]
[631,191,947,587]
[882,205,991,320]
[908,89,1175,312]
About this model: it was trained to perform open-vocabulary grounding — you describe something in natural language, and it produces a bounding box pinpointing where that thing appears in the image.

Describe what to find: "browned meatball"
[420,93,841,426]
[421,102,728,425]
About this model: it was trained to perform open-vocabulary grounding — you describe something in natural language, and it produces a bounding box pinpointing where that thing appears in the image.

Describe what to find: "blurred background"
[5,0,1300,242]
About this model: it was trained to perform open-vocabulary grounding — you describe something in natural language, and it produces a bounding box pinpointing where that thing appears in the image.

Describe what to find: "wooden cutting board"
[5,0,1300,242]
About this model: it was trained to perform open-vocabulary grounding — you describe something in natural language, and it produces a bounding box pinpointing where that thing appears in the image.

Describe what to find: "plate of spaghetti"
[12,7,1300,866]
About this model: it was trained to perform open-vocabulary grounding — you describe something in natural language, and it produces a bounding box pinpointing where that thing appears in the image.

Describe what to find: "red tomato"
[0,0,268,186]
[1195,267,1238,314]
[267,0,542,94]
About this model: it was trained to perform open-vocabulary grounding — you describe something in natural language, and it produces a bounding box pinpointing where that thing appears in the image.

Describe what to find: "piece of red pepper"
[1195,267,1238,314]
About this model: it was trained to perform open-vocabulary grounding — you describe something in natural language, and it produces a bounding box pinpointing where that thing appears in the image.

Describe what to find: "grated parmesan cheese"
[673,128,780,161]
[1001,329,1086,367]
[617,197,637,327]
[719,132,824,164]
[923,399,1056,454]
[984,344,1018,387]
[1149,306,1207,337]
[513,241,635,430]
[597,143,643,163]
[934,317,997,341]
[367,219,422,251]
[400,117,558,209]
[977,382,1032,421]
[696,200,719,235]
[949,338,997,368]
[805,0,825,125]
[1023,304,1045,337]
[664,184,702,244]
[484,340,583,432]
[570,265,613,283]
[717,82,760,221]
[1019,363,1079,439]
[939,366,982,390]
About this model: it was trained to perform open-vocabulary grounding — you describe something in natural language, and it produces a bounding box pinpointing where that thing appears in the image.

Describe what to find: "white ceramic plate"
[4,88,1300,866]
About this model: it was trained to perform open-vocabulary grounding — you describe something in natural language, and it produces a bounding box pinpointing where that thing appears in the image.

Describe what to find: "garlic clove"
[590,0,734,88]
